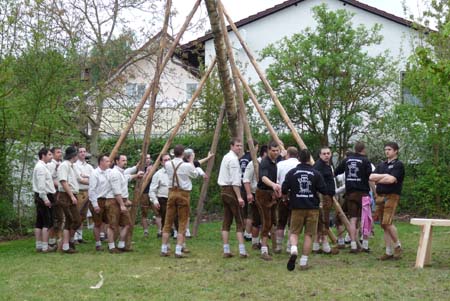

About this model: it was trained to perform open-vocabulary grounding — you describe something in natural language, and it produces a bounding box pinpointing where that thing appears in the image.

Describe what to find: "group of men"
[217,139,405,271]
[32,139,405,270]
[32,146,144,254]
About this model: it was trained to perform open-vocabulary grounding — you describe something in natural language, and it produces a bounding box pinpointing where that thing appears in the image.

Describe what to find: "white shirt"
[165,157,201,191]
[74,160,94,190]
[148,168,169,204]
[277,157,300,186]
[32,160,56,201]
[243,157,261,193]
[88,167,112,208]
[46,159,59,180]
[217,150,241,187]
[57,160,79,194]
[109,165,130,198]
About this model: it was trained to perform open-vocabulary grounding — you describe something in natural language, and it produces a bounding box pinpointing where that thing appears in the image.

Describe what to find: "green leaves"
[258,4,397,156]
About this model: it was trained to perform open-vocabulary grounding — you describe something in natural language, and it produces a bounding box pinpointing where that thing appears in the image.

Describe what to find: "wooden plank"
[415,223,431,268]
[410,218,450,227]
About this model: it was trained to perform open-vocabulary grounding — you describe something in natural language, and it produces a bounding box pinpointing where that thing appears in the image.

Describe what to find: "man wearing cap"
[88,154,111,251]
[57,146,81,254]
[32,147,56,253]
[73,146,94,243]
[160,145,204,258]
[218,138,248,258]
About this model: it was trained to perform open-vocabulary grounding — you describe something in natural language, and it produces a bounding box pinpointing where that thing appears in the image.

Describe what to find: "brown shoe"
[181,247,190,254]
[393,246,403,259]
[174,253,187,258]
[63,248,78,254]
[108,248,122,254]
[349,248,360,254]
[42,246,57,253]
[378,253,394,261]
[312,249,323,254]
[160,251,170,257]
[337,244,346,249]
[239,253,249,259]
[95,246,104,252]
[260,253,272,261]
[118,247,133,252]
[299,264,310,271]
[223,252,234,258]
[252,243,261,250]
[36,248,43,253]
[323,247,340,255]
[274,248,282,254]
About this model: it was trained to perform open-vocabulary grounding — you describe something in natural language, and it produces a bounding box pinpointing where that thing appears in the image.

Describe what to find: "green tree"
[259,4,398,157]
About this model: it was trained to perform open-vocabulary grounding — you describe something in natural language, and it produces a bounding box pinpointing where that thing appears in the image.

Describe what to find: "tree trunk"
[205,0,238,138]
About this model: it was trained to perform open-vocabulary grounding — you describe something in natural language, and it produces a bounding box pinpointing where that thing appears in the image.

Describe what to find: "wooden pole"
[220,3,307,150]
[217,0,259,177]
[139,58,217,194]
[126,0,172,249]
[109,0,202,162]
[192,105,226,237]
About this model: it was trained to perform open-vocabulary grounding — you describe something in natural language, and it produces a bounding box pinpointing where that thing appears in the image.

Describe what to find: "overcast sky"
[167,0,427,42]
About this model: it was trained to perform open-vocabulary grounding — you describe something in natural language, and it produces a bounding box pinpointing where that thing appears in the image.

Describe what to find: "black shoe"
[287,254,297,271]
[78,239,87,244]
[157,233,162,238]
[244,236,252,242]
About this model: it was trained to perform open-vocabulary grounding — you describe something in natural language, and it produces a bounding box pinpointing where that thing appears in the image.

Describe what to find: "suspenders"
[171,161,183,189]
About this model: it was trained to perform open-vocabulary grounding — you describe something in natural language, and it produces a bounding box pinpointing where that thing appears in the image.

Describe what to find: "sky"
[167,0,428,42]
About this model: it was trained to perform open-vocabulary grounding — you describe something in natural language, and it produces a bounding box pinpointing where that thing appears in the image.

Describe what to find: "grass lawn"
[0,221,449,301]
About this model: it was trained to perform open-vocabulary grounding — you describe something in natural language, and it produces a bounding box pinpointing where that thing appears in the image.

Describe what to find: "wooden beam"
[192,105,226,237]
[139,58,217,194]
[220,3,307,150]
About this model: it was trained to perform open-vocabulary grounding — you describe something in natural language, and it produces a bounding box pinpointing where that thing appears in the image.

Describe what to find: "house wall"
[204,0,418,84]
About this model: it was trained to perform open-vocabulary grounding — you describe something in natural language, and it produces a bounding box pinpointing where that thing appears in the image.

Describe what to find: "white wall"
[204,0,418,84]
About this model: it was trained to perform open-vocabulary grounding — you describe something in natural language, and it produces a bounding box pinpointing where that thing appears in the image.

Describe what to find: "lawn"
[0,221,449,301]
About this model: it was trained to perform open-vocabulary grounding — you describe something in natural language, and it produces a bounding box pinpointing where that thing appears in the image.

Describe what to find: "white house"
[99,33,201,138]
[182,0,420,85]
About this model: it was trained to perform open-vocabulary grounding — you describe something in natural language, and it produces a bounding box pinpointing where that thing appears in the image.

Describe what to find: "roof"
[181,0,414,50]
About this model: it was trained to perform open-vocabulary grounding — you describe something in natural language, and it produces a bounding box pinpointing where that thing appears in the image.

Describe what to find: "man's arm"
[36,168,51,206]
[60,180,77,205]
[88,173,99,210]
[148,172,160,208]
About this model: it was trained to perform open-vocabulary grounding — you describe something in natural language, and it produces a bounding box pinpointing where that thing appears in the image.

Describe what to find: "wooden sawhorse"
[410,218,450,268]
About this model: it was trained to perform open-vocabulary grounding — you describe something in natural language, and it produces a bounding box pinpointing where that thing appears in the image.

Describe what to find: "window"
[401,71,421,106]
[186,83,198,100]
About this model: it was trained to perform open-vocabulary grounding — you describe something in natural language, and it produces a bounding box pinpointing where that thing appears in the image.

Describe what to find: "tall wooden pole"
[217,0,259,176]
[126,0,172,248]
[220,3,307,150]
[192,105,226,237]
[109,0,202,162]
[139,58,217,195]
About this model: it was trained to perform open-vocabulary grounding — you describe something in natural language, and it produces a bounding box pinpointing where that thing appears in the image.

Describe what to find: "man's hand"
[238,197,245,208]
[94,206,100,214]
[272,183,282,198]
[44,199,51,208]
[71,195,78,205]
[153,201,160,210]
[247,193,254,203]
[203,173,209,180]
[120,205,127,212]
[137,171,144,178]
[125,200,132,207]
